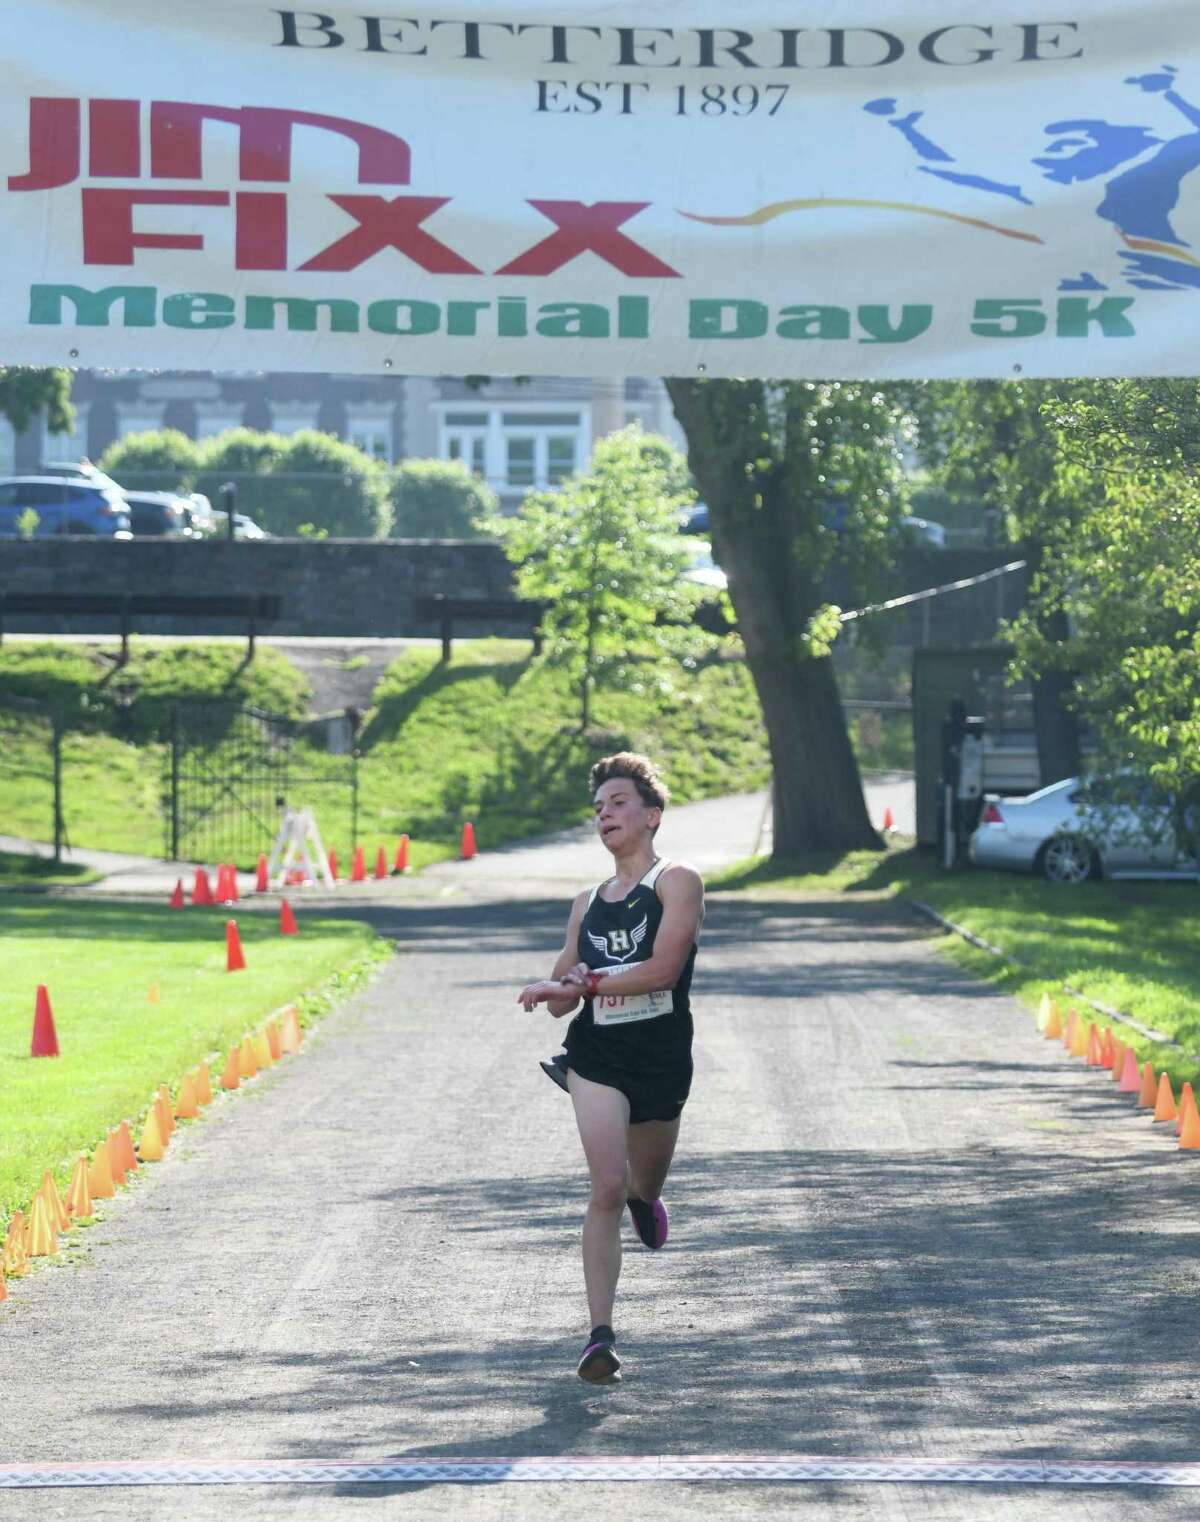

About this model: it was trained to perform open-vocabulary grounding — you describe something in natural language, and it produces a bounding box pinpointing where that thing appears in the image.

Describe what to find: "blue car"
[0,476,132,537]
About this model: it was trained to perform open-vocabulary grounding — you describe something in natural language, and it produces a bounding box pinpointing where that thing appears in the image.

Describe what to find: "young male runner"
[518,753,704,1385]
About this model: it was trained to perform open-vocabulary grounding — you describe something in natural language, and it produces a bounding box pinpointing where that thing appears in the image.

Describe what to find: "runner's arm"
[545,890,589,1017]
[581,865,703,999]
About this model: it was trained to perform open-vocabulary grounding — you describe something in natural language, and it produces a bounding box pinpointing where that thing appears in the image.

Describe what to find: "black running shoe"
[576,1325,621,1385]
[627,1195,669,1250]
[539,1052,570,1093]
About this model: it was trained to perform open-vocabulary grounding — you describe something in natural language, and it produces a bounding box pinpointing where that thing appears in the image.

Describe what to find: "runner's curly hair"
[589,752,669,815]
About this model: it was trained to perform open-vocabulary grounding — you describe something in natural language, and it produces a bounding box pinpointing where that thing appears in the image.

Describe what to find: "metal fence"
[0,696,65,858]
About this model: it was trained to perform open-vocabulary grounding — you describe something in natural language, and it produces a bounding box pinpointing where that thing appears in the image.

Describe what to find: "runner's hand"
[518,980,573,1011]
[560,962,593,988]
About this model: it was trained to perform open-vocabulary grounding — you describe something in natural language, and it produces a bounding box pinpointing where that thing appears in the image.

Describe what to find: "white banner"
[3,1,1199,378]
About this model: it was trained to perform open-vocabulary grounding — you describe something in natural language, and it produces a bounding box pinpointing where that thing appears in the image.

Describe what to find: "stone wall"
[0,539,516,638]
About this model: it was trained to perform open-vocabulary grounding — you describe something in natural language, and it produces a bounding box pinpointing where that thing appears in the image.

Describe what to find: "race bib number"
[592,967,671,1027]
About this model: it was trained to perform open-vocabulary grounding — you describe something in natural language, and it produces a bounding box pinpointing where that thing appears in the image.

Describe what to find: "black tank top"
[565,858,696,1074]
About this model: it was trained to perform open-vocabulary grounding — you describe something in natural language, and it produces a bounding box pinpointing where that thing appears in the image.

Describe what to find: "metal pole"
[221,481,237,542]
[170,705,181,860]
[52,714,64,864]
[351,750,359,851]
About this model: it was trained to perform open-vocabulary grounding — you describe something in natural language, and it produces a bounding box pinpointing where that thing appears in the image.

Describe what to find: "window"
[437,405,587,493]
[505,436,536,488]
[269,404,321,436]
[547,435,577,484]
[195,409,244,440]
[447,432,486,474]
[346,406,395,462]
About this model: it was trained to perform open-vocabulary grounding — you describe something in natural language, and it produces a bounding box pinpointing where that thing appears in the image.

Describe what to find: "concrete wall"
[0,539,516,638]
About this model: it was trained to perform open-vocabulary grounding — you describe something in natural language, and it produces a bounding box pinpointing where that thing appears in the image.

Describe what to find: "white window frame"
[346,403,396,462]
[433,399,591,495]
[268,402,322,437]
[114,402,167,439]
[194,403,245,440]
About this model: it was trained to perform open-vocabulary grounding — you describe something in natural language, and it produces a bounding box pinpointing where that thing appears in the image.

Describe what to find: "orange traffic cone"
[881,805,895,832]
[66,1155,92,1219]
[227,864,239,903]
[192,867,213,906]
[1179,1088,1200,1150]
[105,1129,127,1187]
[1043,1004,1063,1040]
[30,984,59,1058]
[1153,1072,1178,1123]
[1086,1026,1104,1067]
[1062,1009,1078,1051]
[219,1047,240,1091]
[138,1105,166,1162]
[266,1020,282,1061]
[280,899,298,936]
[169,878,185,909]
[175,1073,200,1120]
[88,1138,115,1199]
[156,1084,176,1137]
[394,834,409,874]
[1109,1036,1126,1079]
[237,1035,258,1080]
[350,845,366,882]
[116,1121,138,1176]
[374,845,388,880]
[1175,1082,1197,1138]
[1118,1046,1141,1092]
[195,1062,213,1107]
[1098,1028,1114,1068]
[256,853,269,892]
[280,1005,302,1054]
[1137,1062,1157,1108]
[40,1171,70,1234]
[2,1214,28,1278]
[328,848,340,881]
[27,1194,57,1257]
[252,1030,273,1069]
[1069,1017,1090,1059]
[461,821,477,860]
[226,919,246,972]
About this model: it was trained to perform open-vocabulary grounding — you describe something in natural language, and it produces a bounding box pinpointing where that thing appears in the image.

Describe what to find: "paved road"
[3,794,1197,1519]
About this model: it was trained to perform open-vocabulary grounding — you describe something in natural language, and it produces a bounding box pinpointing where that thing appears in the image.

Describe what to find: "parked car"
[0,476,131,537]
[122,491,194,538]
[900,515,947,548]
[37,459,122,491]
[969,775,1200,883]
[681,537,727,591]
[229,512,270,540]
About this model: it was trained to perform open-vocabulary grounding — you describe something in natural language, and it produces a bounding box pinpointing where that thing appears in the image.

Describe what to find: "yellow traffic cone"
[196,1061,213,1106]
[280,1006,302,1054]
[40,1171,70,1234]
[65,1155,92,1219]
[175,1074,200,1120]
[252,1030,273,1069]
[2,1213,28,1277]
[157,1084,176,1136]
[1044,1004,1063,1040]
[27,1194,57,1257]
[1069,1017,1090,1059]
[88,1139,115,1200]
[237,1035,259,1080]
[1036,992,1053,1031]
[139,1105,166,1163]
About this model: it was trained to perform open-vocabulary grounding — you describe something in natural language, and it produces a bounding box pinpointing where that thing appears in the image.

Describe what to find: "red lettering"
[89,100,140,178]
[300,195,479,273]
[496,201,679,277]
[9,97,80,191]
[82,188,229,264]
[149,102,411,184]
[235,191,289,270]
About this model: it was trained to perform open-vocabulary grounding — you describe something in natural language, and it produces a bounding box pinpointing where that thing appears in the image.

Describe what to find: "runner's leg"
[627,1117,680,1202]
[568,1070,630,1329]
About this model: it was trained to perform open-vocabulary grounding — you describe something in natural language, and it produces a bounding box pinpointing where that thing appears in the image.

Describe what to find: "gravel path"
[3,791,1197,1520]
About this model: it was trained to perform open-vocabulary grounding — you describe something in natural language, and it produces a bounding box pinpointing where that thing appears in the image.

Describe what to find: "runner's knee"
[588,1172,627,1211]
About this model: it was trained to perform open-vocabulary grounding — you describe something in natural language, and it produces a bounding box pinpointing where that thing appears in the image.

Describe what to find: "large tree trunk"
[666,377,882,856]
[1022,541,1083,785]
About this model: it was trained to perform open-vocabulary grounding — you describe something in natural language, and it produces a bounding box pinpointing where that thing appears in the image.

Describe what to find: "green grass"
[344,641,772,867]
[712,843,1200,1089]
[0,900,388,1221]
[0,851,101,890]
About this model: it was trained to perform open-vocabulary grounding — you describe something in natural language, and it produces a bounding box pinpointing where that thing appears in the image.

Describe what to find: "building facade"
[5,371,685,510]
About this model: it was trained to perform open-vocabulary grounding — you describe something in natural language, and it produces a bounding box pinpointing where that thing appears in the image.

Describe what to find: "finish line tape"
[3,1457,1200,1490]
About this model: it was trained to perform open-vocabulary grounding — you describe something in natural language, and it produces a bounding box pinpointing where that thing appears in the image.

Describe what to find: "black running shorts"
[565,1054,692,1125]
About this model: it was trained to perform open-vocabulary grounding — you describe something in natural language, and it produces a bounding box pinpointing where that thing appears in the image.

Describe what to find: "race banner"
[2,1,1199,378]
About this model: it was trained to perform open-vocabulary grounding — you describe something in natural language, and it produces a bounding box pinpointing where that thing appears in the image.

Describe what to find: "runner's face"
[594,779,660,853]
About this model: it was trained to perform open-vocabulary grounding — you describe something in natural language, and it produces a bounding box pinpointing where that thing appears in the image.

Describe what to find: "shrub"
[389,458,497,538]
[99,430,202,492]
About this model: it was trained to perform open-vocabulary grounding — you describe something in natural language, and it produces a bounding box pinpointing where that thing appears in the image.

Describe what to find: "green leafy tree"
[98,429,202,492]
[1009,379,1200,804]
[492,425,700,730]
[390,458,497,538]
[197,429,391,537]
[664,379,910,855]
[0,368,72,436]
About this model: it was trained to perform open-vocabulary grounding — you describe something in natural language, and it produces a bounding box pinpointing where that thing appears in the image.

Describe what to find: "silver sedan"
[969,777,1200,884]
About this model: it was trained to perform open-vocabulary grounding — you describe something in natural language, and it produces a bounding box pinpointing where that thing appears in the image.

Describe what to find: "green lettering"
[536,302,610,338]
[447,300,490,336]
[617,296,649,338]
[1056,296,1135,338]
[970,298,1046,338]
[857,304,933,343]
[366,299,440,336]
[776,305,851,340]
[689,299,768,339]
[29,284,156,327]
[162,292,236,330]
[244,296,358,332]
[497,296,527,336]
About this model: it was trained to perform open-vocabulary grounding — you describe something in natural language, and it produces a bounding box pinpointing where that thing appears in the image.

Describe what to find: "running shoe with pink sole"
[626,1196,668,1250]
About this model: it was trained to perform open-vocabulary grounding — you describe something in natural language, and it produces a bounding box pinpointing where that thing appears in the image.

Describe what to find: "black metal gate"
[165,702,357,865]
